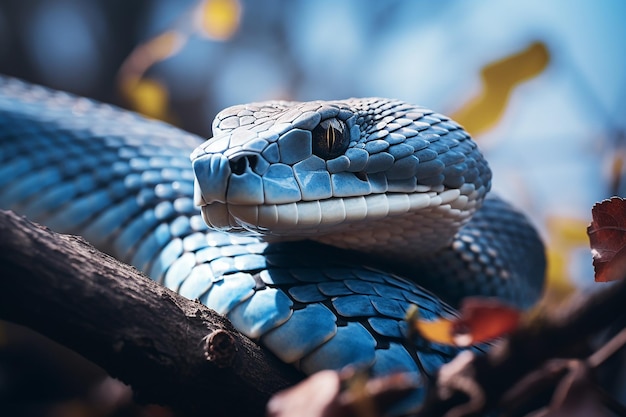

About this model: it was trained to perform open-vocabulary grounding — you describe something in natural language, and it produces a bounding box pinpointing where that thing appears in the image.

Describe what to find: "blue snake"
[0,75,545,411]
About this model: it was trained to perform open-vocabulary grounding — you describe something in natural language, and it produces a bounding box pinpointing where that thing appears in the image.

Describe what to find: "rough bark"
[0,210,302,417]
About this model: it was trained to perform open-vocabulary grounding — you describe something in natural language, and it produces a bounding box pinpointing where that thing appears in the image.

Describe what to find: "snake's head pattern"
[191,98,491,256]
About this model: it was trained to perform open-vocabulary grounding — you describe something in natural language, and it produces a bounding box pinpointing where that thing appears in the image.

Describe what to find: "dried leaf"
[266,369,417,417]
[454,298,521,346]
[409,298,521,347]
[266,370,342,417]
[411,314,456,345]
[340,370,418,417]
[587,197,626,282]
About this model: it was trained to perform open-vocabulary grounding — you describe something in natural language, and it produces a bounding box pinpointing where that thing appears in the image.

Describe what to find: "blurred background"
[0,0,625,415]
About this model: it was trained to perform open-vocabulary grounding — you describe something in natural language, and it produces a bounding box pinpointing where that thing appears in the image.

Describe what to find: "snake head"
[191,98,491,255]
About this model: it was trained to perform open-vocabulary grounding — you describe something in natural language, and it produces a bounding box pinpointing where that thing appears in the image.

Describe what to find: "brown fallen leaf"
[266,369,417,417]
[266,370,343,417]
[587,197,626,282]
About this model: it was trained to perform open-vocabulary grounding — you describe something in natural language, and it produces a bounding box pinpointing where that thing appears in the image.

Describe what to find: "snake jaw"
[197,194,479,246]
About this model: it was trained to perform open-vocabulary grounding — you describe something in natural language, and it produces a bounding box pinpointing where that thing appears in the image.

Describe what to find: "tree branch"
[0,210,302,417]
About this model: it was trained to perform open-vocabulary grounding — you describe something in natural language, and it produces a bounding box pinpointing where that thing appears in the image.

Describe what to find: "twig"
[588,327,626,369]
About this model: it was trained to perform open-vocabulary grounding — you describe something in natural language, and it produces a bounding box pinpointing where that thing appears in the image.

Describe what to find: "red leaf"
[587,197,626,282]
[409,298,521,347]
[454,298,521,346]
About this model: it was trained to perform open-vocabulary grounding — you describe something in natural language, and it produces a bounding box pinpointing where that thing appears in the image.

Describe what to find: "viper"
[0,75,545,412]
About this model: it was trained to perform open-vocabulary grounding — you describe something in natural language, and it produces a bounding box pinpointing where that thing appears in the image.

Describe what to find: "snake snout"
[192,153,230,206]
[192,150,266,209]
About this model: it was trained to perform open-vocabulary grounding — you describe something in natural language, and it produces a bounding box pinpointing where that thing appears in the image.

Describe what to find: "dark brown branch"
[0,210,302,417]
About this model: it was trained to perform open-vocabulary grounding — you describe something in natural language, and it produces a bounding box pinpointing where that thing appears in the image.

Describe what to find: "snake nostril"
[229,158,246,175]
[248,155,258,171]
[229,155,258,175]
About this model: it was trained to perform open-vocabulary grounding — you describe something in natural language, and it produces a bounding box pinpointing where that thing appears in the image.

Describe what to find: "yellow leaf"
[544,216,591,300]
[196,0,241,40]
[117,30,187,113]
[452,42,550,136]
[121,78,171,121]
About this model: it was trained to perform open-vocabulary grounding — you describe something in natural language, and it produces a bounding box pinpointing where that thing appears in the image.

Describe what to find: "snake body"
[0,76,545,411]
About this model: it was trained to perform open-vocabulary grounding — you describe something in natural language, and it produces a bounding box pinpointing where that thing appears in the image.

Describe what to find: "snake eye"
[311,119,349,160]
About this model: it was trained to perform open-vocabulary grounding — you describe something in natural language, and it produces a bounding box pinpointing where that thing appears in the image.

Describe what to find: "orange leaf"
[412,316,456,345]
[587,197,626,282]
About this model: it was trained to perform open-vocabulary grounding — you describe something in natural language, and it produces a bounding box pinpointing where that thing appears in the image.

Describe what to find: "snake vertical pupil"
[311,119,349,160]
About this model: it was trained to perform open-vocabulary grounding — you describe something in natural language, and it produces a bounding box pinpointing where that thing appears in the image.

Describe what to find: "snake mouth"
[196,187,474,238]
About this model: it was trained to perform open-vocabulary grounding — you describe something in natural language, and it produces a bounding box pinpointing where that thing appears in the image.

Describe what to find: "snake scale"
[0,75,545,412]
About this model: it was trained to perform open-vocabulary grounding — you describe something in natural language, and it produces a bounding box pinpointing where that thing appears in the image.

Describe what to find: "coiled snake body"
[0,76,545,411]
